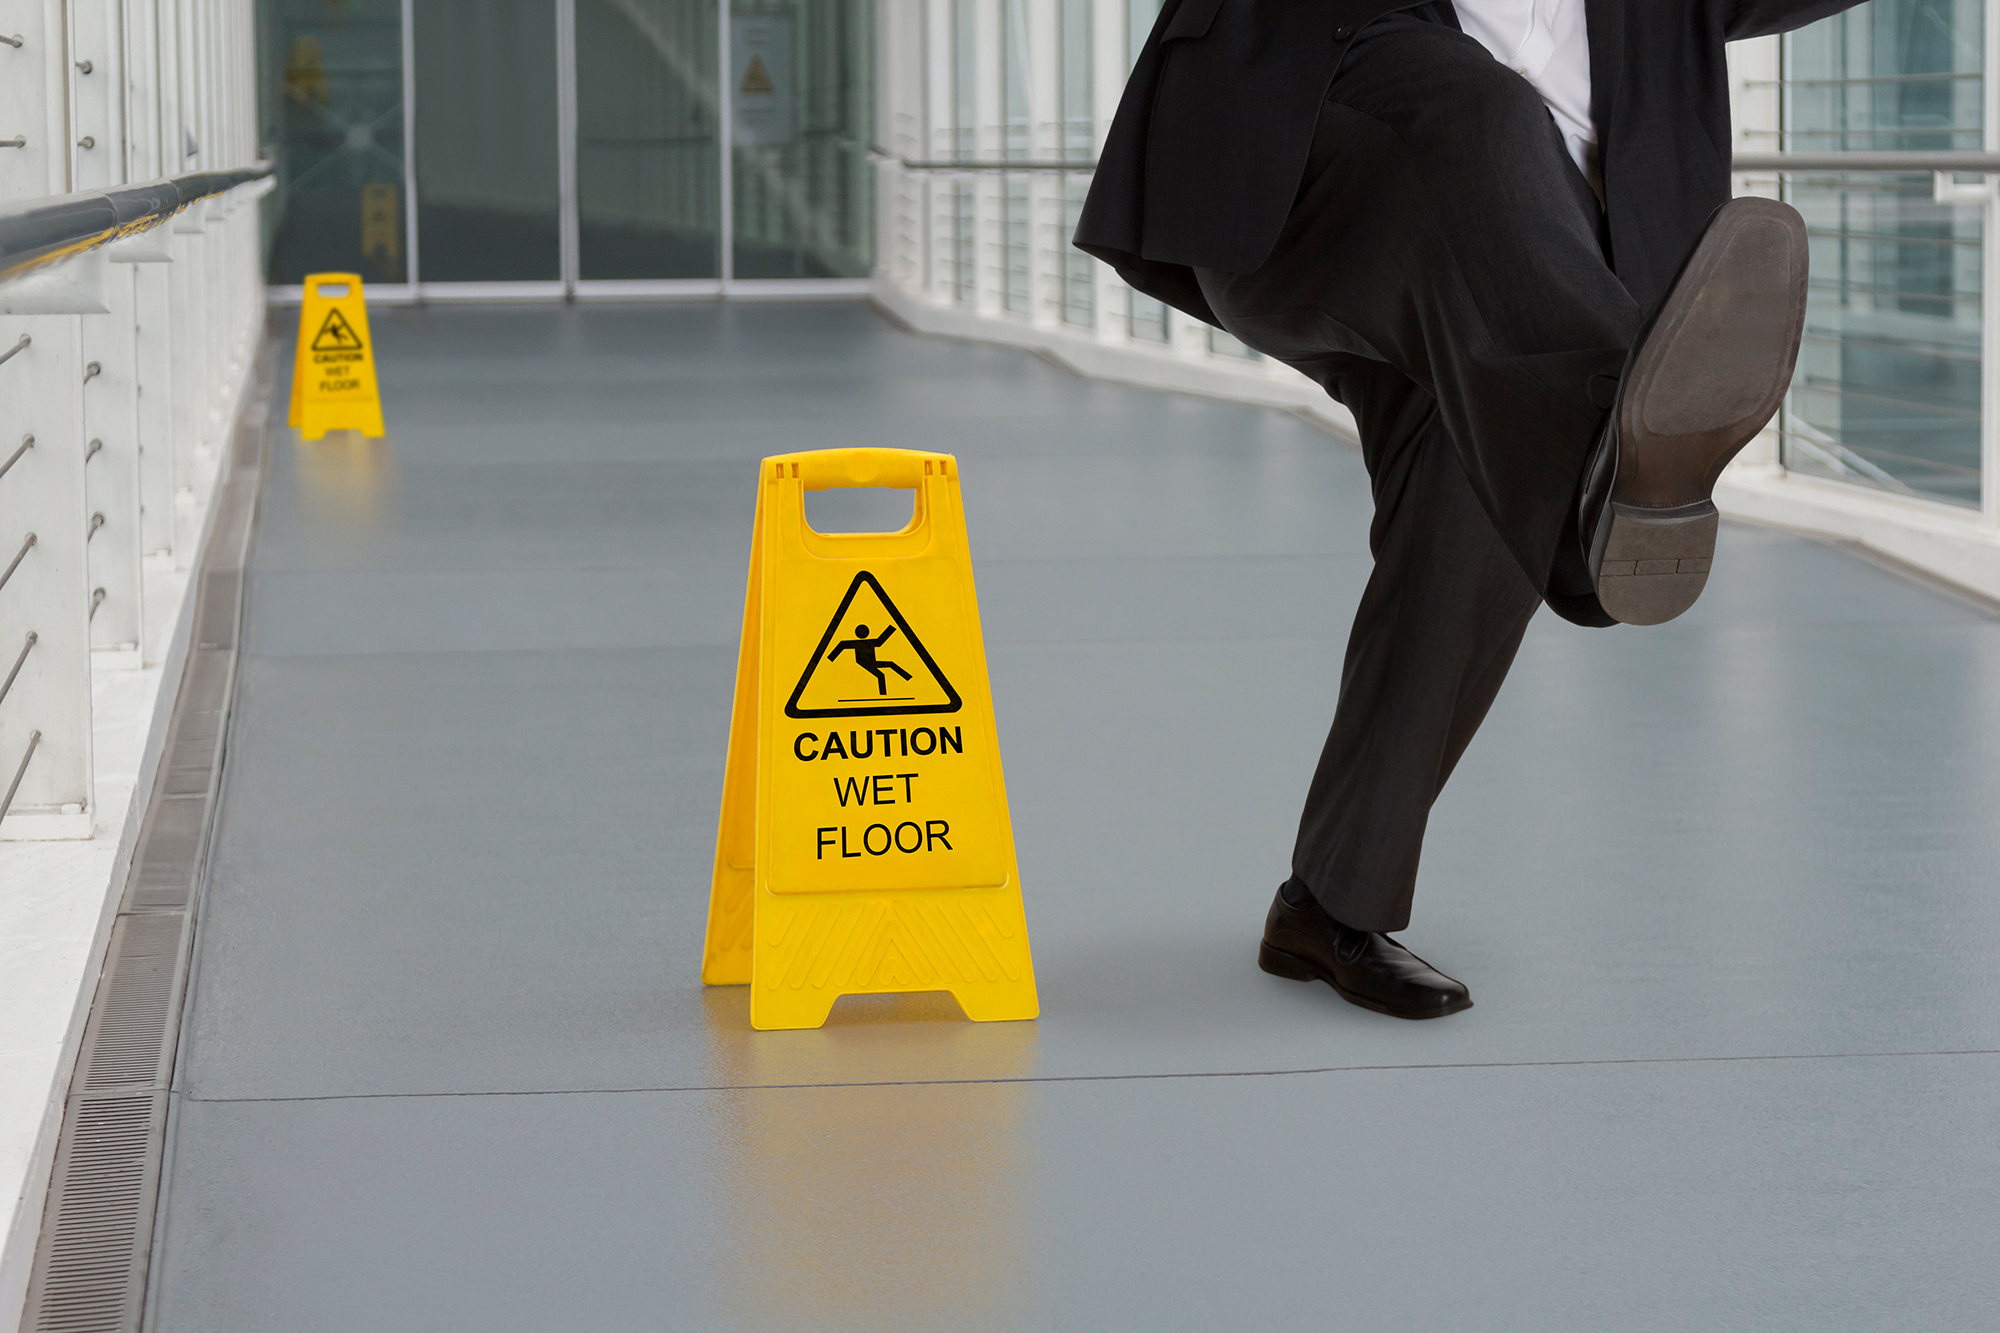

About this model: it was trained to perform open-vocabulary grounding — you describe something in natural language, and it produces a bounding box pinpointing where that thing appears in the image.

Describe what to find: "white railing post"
[132,256,178,568]
[1025,0,1060,328]
[920,0,955,304]
[121,0,182,575]
[169,202,210,569]
[80,271,146,664]
[122,0,163,187]
[71,0,148,663]
[0,318,97,839]
[0,2,73,205]
[201,190,232,444]
[70,2,127,192]
[1088,0,1123,344]
[877,0,923,294]
[972,0,1005,316]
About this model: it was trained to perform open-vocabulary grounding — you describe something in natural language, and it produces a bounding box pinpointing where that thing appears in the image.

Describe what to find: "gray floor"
[151,303,2000,1330]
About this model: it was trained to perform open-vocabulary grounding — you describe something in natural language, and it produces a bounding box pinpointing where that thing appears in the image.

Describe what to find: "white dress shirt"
[1451,0,1598,197]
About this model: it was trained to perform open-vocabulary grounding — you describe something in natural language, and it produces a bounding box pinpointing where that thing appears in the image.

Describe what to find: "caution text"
[793,726,961,761]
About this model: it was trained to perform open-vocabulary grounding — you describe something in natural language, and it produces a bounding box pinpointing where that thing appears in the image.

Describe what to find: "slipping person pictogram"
[826,623,914,697]
[1075,0,1848,1020]
[310,307,364,351]
[785,571,962,718]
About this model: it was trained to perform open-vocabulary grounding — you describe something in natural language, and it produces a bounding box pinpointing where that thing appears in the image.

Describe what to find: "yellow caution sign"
[739,54,775,94]
[702,448,1038,1030]
[288,272,385,440]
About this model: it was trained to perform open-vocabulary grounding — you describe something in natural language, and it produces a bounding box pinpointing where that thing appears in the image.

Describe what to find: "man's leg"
[1187,11,1805,1014]
[1281,358,1542,932]
[1243,357,1537,1015]
[1188,15,1612,1013]
[1198,12,1643,599]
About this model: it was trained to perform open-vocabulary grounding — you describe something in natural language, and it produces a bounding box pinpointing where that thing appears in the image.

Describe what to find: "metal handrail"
[1732,151,2000,172]
[888,150,2000,175]
[0,163,271,286]
[896,158,1097,172]
[0,335,27,367]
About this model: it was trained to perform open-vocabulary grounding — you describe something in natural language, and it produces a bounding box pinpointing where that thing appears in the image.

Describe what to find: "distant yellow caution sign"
[739,54,775,95]
[288,272,384,440]
[702,448,1038,1030]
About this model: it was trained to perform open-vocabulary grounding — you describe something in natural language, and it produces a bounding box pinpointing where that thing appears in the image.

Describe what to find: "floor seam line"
[175,1045,2000,1105]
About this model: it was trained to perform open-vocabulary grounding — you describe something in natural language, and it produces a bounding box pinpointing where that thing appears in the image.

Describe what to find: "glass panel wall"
[576,0,723,279]
[1783,0,1986,506]
[256,0,407,285]
[412,0,563,282]
[254,0,875,288]
[729,0,874,277]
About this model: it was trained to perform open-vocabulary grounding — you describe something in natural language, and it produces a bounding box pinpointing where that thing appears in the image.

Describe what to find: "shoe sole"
[1257,942,1473,1020]
[1593,198,1809,626]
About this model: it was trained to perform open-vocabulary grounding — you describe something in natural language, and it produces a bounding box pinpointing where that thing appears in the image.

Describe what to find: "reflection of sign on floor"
[731,15,793,147]
[361,183,399,268]
[787,572,961,717]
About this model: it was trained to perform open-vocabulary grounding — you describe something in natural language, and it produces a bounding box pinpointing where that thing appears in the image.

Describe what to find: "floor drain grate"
[28,1094,163,1333]
[19,340,274,1333]
[77,915,185,1093]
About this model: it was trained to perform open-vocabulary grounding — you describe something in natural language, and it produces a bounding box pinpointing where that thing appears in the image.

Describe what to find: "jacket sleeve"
[1723,0,1867,41]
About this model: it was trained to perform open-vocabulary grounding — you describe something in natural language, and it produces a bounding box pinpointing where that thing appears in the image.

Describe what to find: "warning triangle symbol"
[740,53,775,95]
[786,571,962,719]
[310,308,364,352]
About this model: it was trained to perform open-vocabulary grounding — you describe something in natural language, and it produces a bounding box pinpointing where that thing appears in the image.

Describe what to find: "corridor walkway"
[149,303,2000,1330]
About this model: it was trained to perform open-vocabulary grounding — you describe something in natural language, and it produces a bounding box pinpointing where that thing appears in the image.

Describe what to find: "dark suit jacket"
[1074,0,1860,326]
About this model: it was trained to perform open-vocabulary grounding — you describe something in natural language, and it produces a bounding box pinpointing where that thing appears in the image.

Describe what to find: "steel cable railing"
[0,163,270,833]
[0,633,35,711]
[0,534,35,594]
[0,731,42,824]
[0,434,31,479]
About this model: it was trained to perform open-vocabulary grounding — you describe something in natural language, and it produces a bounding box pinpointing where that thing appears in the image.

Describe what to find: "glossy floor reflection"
[149,303,2000,1330]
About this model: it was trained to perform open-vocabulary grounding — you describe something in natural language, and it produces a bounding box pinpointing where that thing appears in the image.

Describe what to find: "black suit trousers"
[1194,14,1643,930]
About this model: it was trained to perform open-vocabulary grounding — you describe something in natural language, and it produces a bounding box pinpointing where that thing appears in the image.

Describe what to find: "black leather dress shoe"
[1258,883,1472,1019]
[1578,196,1809,626]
